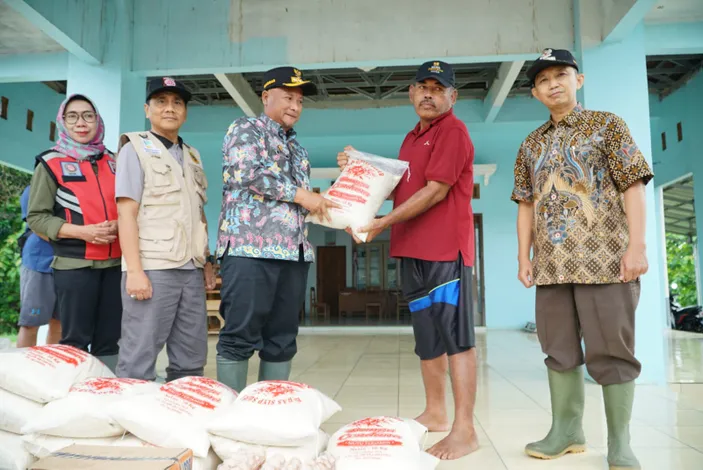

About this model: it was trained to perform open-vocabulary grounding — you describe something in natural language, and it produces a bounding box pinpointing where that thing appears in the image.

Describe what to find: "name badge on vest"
[141,138,161,155]
[107,160,117,174]
[61,161,83,177]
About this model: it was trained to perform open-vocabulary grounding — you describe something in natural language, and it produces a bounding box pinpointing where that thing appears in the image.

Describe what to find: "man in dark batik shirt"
[512,48,653,470]
[215,66,338,392]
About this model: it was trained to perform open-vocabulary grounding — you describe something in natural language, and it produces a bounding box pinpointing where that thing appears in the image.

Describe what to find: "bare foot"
[415,409,451,432]
[427,427,479,460]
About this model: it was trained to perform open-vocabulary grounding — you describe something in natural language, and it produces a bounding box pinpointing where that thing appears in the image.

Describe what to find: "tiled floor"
[157,328,703,470]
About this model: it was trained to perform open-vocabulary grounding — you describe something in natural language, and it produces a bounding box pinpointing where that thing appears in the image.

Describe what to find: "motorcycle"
[669,293,703,333]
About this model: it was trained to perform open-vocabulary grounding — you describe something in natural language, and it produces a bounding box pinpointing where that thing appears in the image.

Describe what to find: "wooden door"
[317,246,347,319]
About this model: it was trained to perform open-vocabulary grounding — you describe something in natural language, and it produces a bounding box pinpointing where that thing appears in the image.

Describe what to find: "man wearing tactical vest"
[114,77,216,382]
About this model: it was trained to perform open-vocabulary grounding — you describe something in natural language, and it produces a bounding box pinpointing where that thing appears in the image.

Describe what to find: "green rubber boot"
[96,355,118,374]
[216,355,249,393]
[603,381,640,470]
[258,360,292,382]
[525,367,586,459]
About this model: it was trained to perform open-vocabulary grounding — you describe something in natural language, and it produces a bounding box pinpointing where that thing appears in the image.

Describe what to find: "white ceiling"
[0,1,64,56]
[645,0,703,24]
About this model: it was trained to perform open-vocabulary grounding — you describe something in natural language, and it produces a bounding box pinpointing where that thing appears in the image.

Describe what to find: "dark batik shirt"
[216,114,313,262]
[511,104,653,285]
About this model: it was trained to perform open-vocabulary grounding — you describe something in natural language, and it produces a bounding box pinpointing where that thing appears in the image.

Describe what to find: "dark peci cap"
[262,66,317,96]
[146,77,192,103]
[415,60,455,88]
[526,48,579,85]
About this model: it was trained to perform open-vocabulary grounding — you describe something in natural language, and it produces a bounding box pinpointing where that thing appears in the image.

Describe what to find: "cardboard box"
[30,445,193,470]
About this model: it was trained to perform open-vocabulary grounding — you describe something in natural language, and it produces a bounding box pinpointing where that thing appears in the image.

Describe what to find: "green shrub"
[0,165,31,335]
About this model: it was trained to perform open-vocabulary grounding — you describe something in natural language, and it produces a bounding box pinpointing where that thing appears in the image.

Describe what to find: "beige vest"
[118,131,208,271]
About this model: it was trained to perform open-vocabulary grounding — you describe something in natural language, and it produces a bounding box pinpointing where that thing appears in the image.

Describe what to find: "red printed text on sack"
[26,345,89,368]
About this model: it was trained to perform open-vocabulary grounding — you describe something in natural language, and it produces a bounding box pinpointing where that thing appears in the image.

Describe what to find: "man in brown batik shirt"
[511,48,652,470]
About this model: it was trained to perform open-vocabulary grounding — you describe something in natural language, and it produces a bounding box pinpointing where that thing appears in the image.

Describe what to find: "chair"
[366,302,382,323]
[309,288,330,324]
[206,299,224,334]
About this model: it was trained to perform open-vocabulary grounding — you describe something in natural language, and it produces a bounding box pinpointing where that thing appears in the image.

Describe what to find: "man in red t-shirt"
[337,61,477,460]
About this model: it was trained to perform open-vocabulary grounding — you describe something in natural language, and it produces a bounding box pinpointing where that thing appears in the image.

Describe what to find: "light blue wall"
[0,82,65,173]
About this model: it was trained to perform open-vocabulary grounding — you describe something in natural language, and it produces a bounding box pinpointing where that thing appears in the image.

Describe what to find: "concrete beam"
[132,0,576,75]
[4,0,104,65]
[0,52,68,83]
[214,73,263,117]
[602,0,658,43]
[645,22,703,55]
[483,61,525,123]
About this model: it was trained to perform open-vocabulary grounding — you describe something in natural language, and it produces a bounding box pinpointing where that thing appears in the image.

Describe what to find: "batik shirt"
[511,104,654,285]
[216,114,314,262]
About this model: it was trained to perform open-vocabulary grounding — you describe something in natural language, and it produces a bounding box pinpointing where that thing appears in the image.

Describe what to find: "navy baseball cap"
[146,77,192,103]
[416,60,456,88]
[526,48,580,85]
[262,66,317,96]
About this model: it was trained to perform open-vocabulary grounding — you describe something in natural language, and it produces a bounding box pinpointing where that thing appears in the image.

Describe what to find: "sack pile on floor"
[1,346,440,470]
[209,380,340,468]
[0,345,115,470]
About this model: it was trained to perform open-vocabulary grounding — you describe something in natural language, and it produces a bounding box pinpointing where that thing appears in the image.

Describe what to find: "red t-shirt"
[390,110,475,266]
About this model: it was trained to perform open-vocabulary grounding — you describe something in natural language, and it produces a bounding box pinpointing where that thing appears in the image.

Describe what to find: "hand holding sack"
[209,380,341,447]
[0,345,114,403]
[22,378,160,438]
[110,376,238,457]
[306,150,409,242]
[327,417,439,470]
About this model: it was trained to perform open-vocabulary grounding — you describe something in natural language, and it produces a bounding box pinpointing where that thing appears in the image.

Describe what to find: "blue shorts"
[19,265,58,327]
[401,255,475,360]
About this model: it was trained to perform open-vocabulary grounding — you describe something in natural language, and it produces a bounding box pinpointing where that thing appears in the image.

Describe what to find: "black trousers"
[53,266,122,356]
[217,253,309,362]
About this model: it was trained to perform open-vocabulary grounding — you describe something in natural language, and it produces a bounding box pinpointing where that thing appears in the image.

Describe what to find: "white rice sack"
[110,376,237,457]
[0,345,114,403]
[209,381,341,447]
[22,377,160,438]
[306,150,409,242]
[210,430,329,464]
[0,430,36,470]
[21,433,116,459]
[328,417,438,470]
[0,387,44,434]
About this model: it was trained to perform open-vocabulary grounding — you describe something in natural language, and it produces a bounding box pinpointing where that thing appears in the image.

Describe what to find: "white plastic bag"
[110,376,238,457]
[0,430,36,470]
[0,345,114,403]
[328,416,438,470]
[209,381,340,447]
[0,387,44,434]
[21,433,116,459]
[23,377,160,438]
[210,430,329,464]
[306,150,409,242]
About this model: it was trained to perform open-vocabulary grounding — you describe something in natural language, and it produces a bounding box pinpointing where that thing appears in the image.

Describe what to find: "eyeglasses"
[63,111,97,124]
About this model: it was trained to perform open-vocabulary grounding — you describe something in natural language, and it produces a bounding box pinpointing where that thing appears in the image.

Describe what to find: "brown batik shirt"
[511,104,654,286]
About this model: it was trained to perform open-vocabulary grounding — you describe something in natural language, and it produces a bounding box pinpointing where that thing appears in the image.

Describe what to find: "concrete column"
[580,23,668,384]
[65,0,145,152]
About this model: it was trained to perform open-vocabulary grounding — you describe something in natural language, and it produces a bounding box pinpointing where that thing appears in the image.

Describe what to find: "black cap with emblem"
[415,60,456,88]
[262,67,317,96]
[146,77,192,103]
[526,48,580,86]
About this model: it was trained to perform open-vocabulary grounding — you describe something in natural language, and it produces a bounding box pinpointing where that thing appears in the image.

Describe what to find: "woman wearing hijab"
[27,94,122,372]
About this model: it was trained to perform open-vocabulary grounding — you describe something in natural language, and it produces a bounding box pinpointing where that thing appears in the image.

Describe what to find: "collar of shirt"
[411,108,455,137]
[151,131,184,149]
[539,102,585,134]
[259,113,298,141]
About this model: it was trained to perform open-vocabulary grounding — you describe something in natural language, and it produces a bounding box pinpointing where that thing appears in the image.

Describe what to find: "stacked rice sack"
[326,416,439,470]
[0,345,114,470]
[209,381,341,469]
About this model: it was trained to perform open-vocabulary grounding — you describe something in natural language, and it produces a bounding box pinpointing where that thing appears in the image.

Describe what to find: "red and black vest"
[37,150,122,260]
